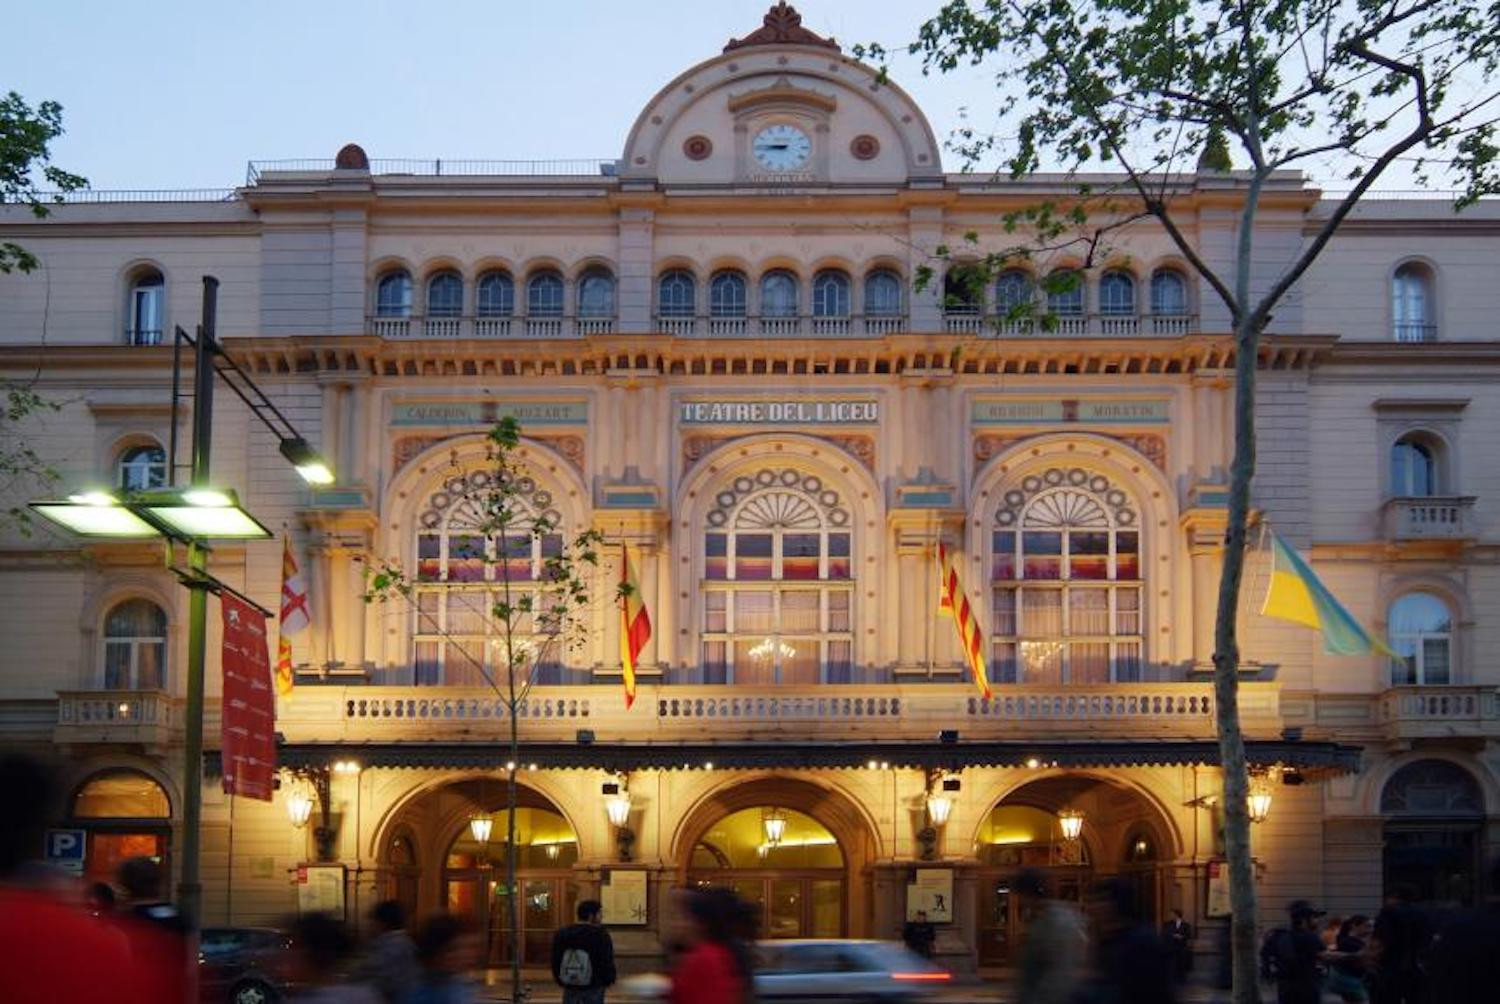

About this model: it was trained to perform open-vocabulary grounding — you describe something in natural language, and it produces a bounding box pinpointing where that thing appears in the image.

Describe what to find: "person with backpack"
[1268,900,1328,1004]
[551,899,617,1004]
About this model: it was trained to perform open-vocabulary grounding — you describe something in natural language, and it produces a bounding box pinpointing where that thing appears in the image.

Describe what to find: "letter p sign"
[45,828,86,872]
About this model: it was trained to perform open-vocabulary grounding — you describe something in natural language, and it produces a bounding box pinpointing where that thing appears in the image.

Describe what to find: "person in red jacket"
[669,887,754,1004]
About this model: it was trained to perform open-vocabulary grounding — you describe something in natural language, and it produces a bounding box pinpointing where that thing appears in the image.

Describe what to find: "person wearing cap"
[1275,900,1328,1004]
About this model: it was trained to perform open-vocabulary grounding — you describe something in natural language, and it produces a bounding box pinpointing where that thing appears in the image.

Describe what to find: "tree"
[1,92,86,533]
[365,416,607,1002]
[864,2,1499,1000]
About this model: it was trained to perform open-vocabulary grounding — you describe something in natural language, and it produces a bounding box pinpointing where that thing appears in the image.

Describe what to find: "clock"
[752,124,812,172]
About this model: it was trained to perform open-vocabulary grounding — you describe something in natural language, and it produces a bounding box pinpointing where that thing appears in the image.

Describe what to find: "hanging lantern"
[469,813,494,843]
[605,788,633,829]
[926,790,954,827]
[286,787,314,828]
[1058,808,1085,842]
[1248,782,1273,824]
[762,807,788,846]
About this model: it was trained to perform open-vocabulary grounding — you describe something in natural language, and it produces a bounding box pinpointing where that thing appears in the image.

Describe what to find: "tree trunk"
[507,673,521,1003]
[1213,311,1264,1004]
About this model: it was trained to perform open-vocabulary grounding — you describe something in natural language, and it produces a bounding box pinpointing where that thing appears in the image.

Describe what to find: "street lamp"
[1248,781,1274,824]
[279,438,336,486]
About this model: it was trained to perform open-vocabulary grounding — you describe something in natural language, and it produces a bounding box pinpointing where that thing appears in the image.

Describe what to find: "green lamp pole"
[177,275,219,924]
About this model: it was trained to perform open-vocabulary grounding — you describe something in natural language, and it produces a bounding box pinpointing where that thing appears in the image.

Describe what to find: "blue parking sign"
[45,828,86,872]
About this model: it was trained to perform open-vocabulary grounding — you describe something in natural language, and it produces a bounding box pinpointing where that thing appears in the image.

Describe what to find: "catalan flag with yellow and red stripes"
[938,541,991,699]
[619,544,651,710]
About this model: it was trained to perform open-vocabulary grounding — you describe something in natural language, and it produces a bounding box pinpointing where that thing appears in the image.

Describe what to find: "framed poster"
[297,864,346,918]
[602,868,648,925]
[905,868,954,922]
[1206,859,1231,918]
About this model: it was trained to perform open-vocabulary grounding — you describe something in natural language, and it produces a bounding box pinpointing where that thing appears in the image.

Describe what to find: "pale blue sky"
[6,1,1419,192]
[7,1,1003,190]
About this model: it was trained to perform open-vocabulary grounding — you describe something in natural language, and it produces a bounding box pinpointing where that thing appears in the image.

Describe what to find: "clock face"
[752,124,812,172]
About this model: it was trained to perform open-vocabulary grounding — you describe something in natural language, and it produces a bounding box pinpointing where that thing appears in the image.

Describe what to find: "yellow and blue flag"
[1260,531,1396,656]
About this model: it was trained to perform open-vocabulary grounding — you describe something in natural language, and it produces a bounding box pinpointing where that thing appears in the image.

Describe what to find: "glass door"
[693,873,845,939]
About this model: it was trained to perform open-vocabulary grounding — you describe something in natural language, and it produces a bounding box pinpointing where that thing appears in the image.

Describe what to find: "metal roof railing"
[245,158,620,184]
[15,189,240,204]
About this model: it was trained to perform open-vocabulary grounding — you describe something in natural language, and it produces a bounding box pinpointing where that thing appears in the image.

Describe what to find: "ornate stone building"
[2,4,1497,977]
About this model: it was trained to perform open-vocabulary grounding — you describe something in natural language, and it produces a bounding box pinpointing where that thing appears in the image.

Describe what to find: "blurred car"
[755,940,951,1002]
[197,927,297,1004]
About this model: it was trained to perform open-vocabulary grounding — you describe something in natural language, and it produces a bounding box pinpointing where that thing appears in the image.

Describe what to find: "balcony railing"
[1394,322,1438,343]
[652,315,910,337]
[55,690,179,747]
[1380,685,1500,741]
[277,681,1280,745]
[368,315,588,339]
[126,328,165,346]
[1382,496,1476,541]
[943,312,1198,337]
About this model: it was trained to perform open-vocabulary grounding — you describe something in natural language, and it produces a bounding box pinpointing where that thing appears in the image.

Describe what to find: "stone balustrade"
[1380,685,1500,740]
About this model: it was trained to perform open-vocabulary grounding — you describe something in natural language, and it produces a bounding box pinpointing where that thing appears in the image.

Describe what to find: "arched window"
[1390,433,1439,497]
[811,270,851,317]
[943,268,982,315]
[863,270,902,316]
[1150,269,1189,315]
[760,271,799,318]
[1046,270,1085,316]
[701,468,854,685]
[1382,759,1483,815]
[577,269,615,318]
[118,444,167,491]
[994,269,1034,316]
[426,272,463,318]
[375,271,413,317]
[127,270,165,345]
[1388,592,1452,685]
[1393,263,1435,342]
[476,272,515,317]
[990,468,1143,684]
[1099,271,1136,315]
[104,598,167,690]
[658,270,697,318]
[73,769,171,819]
[1381,759,1484,907]
[412,471,566,687]
[710,271,747,317]
[526,271,564,317]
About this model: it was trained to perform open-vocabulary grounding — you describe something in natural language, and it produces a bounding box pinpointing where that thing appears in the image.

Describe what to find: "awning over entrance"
[272,738,1360,774]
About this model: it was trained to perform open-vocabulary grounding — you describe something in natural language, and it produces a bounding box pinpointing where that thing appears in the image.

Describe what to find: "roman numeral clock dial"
[752,124,812,172]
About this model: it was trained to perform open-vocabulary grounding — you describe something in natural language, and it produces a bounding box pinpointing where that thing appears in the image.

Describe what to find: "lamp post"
[29,276,333,925]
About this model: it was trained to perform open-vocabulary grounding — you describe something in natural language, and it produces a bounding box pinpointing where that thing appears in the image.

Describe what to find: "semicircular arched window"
[1381,759,1482,816]
[412,471,567,687]
[760,271,800,318]
[72,769,171,819]
[577,269,615,319]
[426,271,463,318]
[1099,270,1136,315]
[701,469,854,686]
[526,271,564,317]
[127,270,165,345]
[1388,592,1452,685]
[990,468,1142,685]
[709,271,746,318]
[811,270,851,318]
[118,443,168,491]
[1390,432,1440,497]
[864,269,902,317]
[375,270,413,317]
[476,271,515,317]
[1393,263,1436,342]
[658,269,697,318]
[104,598,167,690]
[1150,269,1189,315]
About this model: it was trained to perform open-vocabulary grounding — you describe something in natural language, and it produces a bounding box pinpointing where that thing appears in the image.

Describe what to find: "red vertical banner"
[221,593,276,801]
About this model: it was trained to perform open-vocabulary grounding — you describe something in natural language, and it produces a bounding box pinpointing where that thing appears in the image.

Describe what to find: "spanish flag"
[619,544,651,709]
[938,541,992,699]
[1261,531,1396,656]
[276,535,310,696]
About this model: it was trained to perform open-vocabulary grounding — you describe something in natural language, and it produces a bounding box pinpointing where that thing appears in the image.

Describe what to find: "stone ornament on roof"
[724,2,840,53]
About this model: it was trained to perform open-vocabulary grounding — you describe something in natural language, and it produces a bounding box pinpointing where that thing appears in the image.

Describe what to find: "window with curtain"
[1392,263,1435,341]
[1046,270,1085,316]
[990,468,1143,684]
[994,269,1034,316]
[760,271,799,317]
[118,444,167,491]
[577,269,615,317]
[1390,434,1439,497]
[658,270,697,317]
[476,272,515,316]
[863,270,902,316]
[1150,270,1189,315]
[526,271,564,317]
[1099,271,1136,315]
[427,272,464,318]
[811,270,851,317]
[412,471,566,686]
[701,469,854,685]
[1389,592,1452,685]
[710,271,747,317]
[376,271,413,317]
[103,599,167,690]
[127,271,165,345]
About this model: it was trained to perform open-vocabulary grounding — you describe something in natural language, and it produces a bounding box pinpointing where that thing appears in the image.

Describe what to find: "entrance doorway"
[689,806,845,938]
[974,804,1091,966]
[1381,759,1486,908]
[442,801,579,967]
[69,769,172,889]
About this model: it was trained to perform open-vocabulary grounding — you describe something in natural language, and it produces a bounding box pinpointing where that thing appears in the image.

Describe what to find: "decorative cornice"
[726,75,838,115]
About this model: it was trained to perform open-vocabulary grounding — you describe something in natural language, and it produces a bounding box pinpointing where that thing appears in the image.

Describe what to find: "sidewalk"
[472,978,1297,1003]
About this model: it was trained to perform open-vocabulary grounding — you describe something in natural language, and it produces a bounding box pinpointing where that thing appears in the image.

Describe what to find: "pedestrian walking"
[289,911,380,1003]
[1326,915,1373,1003]
[1162,907,1193,984]
[901,909,936,959]
[1078,878,1177,1004]
[1424,858,1500,1003]
[355,899,421,1004]
[115,854,193,1001]
[1371,886,1430,1004]
[406,913,482,1004]
[1270,900,1327,1004]
[1014,869,1087,1004]
[551,899,617,1004]
[669,887,754,1004]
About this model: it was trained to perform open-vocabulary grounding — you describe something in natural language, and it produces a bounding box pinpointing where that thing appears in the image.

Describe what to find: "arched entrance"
[68,768,173,888]
[1381,758,1486,908]
[676,777,877,940]
[973,774,1174,968]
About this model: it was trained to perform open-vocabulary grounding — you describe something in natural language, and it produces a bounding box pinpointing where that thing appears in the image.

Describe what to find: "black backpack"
[1259,927,1294,979]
